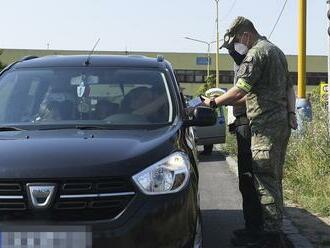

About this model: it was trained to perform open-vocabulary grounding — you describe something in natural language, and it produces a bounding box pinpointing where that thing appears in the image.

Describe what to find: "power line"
[269,0,288,39]
[212,0,237,42]
[221,0,238,23]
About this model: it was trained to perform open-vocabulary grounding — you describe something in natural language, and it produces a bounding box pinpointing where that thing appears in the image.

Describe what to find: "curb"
[225,156,314,248]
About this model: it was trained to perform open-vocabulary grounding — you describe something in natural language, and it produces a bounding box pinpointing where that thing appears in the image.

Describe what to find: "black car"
[0,55,216,248]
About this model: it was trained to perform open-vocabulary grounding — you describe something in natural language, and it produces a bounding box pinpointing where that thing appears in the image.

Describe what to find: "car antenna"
[84,38,101,66]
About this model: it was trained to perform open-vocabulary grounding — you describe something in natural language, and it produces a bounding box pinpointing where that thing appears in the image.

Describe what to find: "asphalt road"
[199,151,244,248]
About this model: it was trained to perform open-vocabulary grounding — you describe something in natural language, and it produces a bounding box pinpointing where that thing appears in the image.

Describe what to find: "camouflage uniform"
[235,36,292,232]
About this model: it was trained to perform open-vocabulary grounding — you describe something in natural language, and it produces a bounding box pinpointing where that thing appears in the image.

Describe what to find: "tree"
[0,61,6,71]
[196,75,216,96]
[0,48,6,70]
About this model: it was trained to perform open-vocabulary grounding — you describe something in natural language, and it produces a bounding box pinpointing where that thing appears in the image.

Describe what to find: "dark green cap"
[220,16,255,49]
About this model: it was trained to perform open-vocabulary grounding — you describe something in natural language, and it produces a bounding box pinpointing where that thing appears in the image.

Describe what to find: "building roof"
[0,48,327,73]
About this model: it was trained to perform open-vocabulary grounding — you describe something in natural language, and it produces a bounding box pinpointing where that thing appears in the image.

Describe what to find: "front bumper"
[92,179,198,248]
[0,179,199,248]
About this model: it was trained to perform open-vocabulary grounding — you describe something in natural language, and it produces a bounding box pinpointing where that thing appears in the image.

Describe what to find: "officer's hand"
[200,96,211,107]
[289,113,298,130]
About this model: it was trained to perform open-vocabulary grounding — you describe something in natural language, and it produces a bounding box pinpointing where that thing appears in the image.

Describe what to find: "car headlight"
[132,152,191,195]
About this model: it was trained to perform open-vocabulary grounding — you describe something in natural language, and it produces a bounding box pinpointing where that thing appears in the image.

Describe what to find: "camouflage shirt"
[236,37,292,130]
[233,64,247,117]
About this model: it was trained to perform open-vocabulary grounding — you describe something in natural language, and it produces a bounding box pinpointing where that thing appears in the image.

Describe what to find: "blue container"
[295,98,313,134]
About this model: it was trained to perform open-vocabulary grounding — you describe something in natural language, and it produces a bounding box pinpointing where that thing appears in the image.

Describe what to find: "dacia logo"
[26,183,56,209]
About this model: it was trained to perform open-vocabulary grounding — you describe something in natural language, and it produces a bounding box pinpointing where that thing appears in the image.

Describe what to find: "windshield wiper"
[0,126,26,132]
[37,125,117,131]
[37,123,169,131]
[74,125,113,130]
[76,124,170,130]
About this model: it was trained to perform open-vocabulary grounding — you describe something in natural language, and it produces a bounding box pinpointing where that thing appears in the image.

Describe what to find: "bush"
[0,61,6,71]
[284,89,330,216]
[196,75,216,96]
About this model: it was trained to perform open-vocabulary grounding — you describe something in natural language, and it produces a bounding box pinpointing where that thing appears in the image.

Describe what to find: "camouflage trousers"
[251,122,291,232]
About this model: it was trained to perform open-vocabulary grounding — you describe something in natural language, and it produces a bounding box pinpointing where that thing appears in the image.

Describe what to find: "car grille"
[0,183,26,210]
[0,178,136,221]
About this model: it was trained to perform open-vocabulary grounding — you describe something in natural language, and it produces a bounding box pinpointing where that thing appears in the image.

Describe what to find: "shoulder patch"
[244,55,253,63]
[237,64,247,76]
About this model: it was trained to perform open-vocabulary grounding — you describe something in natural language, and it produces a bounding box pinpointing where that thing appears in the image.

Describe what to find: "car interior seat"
[120,87,152,113]
[95,100,119,120]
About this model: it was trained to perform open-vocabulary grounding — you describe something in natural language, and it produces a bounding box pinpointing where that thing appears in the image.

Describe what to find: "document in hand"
[188,96,204,107]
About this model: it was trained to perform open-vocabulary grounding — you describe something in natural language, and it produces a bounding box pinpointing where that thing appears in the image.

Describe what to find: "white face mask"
[234,43,248,55]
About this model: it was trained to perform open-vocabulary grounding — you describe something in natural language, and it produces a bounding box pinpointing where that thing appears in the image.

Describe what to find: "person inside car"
[95,100,119,120]
[121,86,168,122]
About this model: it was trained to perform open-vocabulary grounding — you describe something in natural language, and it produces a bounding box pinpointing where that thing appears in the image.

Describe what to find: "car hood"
[0,125,183,179]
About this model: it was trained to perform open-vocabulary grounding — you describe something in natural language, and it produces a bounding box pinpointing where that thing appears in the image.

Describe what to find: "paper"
[188,97,203,107]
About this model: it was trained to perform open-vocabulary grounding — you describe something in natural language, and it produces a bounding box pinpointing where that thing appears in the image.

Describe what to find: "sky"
[0,0,328,55]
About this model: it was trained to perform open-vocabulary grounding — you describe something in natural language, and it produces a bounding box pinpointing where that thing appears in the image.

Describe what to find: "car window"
[0,67,174,127]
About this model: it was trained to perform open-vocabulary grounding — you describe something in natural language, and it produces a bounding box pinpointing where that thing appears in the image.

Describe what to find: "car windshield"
[0,67,174,129]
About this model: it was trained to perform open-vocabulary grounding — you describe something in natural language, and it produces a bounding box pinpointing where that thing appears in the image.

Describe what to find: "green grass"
[284,92,330,216]
[218,107,237,156]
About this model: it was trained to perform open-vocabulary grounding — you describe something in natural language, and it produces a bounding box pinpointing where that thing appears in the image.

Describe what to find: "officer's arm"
[287,86,298,129]
[213,86,247,106]
[287,86,296,113]
[233,95,247,106]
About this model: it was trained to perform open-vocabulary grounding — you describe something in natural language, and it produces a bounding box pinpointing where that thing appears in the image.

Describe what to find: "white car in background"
[193,106,226,146]
[185,90,226,146]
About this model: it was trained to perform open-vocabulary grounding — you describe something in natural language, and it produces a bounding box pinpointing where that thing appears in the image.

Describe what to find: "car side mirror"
[183,106,217,127]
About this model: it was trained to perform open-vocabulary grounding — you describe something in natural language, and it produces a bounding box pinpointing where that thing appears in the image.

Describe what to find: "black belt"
[234,115,249,126]
[235,114,247,118]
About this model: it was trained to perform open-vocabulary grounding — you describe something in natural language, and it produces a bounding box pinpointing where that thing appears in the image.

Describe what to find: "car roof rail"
[20,56,38,62]
[0,56,39,76]
[128,55,145,58]
[157,55,165,63]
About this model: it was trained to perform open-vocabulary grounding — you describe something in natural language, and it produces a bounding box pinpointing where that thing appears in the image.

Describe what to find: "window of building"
[195,75,204,82]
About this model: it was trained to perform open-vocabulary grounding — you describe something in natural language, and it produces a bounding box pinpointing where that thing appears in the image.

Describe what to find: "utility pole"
[208,45,211,77]
[298,0,306,99]
[327,1,330,131]
[296,0,312,132]
[215,0,220,88]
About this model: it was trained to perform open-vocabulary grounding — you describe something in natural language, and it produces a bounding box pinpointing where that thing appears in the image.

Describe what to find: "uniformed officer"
[227,45,263,246]
[202,16,297,247]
